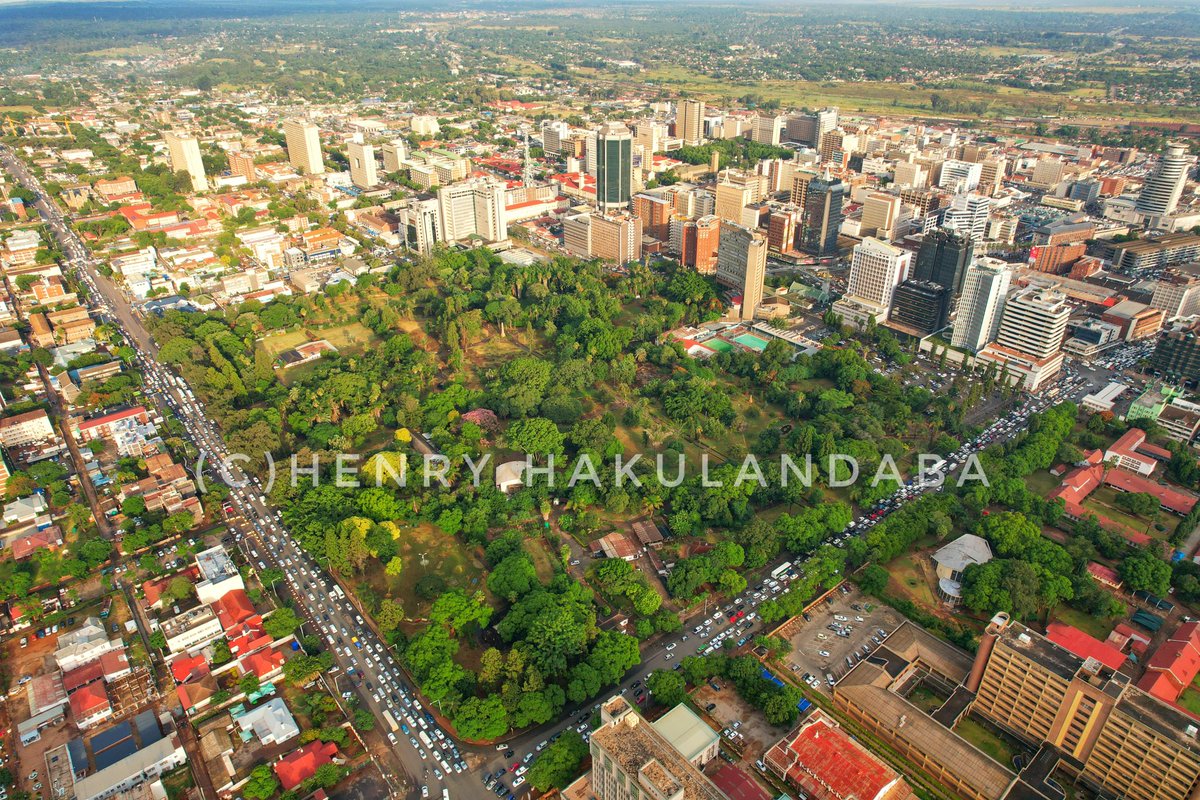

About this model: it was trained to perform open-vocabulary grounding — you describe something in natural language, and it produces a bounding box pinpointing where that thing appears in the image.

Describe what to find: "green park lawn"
[355,522,487,618]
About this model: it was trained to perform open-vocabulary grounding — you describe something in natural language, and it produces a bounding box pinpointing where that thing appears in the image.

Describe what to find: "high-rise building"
[913,228,974,300]
[678,99,705,147]
[632,192,673,241]
[995,285,1070,360]
[977,285,1069,391]
[163,132,207,193]
[818,129,858,166]
[347,142,378,189]
[381,140,408,173]
[893,161,927,190]
[228,151,257,183]
[784,108,838,147]
[751,114,784,146]
[436,178,507,244]
[634,120,667,156]
[789,170,818,207]
[766,206,800,255]
[716,222,767,321]
[564,211,642,265]
[940,193,990,244]
[595,123,633,213]
[715,180,759,225]
[540,120,571,156]
[938,159,983,194]
[1152,320,1200,384]
[859,192,901,240]
[670,215,720,275]
[283,120,325,175]
[951,258,1011,352]
[888,280,951,335]
[970,614,1200,800]
[842,237,911,314]
[1030,158,1065,188]
[1137,142,1192,220]
[590,697,725,800]
[978,157,1006,196]
[1152,269,1200,320]
[400,199,440,255]
[800,175,846,257]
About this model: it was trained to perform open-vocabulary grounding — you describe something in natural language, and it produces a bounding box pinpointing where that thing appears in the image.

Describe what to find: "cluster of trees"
[679,654,806,727]
[673,137,794,171]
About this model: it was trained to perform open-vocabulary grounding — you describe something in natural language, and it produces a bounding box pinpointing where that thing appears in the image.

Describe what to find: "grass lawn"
[956,715,1021,768]
[887,554,937,609]
[1024,470,1061,498]
[1082,486,1166,538]
[257,321,381,359]
[1178,687,1200,718]
[356,522,487,617]
[908,684,950,714]
[1051,605,1116,642]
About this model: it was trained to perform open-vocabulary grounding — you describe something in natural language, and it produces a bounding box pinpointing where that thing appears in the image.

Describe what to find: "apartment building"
[346,142,378,189]
[563,211,643,266]
[0,408,55,448]
[970,614,1200,800]
[163,132,207,193]
[283,120,325,175]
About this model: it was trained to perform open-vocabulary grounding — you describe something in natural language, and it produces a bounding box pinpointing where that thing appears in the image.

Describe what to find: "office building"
[819,129,858,166]
[283,120,324,175]
[595,122,634,213]
[951,258,1011,353]
[227,152,257,183]
[751,114,784,146]
[800,175,845,257]
[381,140,408,173]
[588,697,725,800]
[194,546,246,605]
[893,161,927,190]
[678,99,705,147]
[860,192,901,240]
[346,142,378,189]
[1030,158,1065,188]
[715,171,764,224]
[1110,232,1200,272]
[1152,320,1200,384]
[716,222,767,321]
[889,280,951,335]
[978,157,1006,196]
[766,206,800,255]
[1069,179,1101,205]
[541,120,571,156]
[846,237,911,311]
[163,132,207,193]
[938,159,982,193]
[977,285,1069,391]
[632,191,674,241]
[669,215,720,274]
[1152,269,1200,320]
[1137,142,1191,219]
[400,199,440,255]
[941,193,990,243]
[563,212,642,266]
[970,613,1200,800]
[784,107,838,147]
[437,178,507,244]
[1100,300,1164,342]
[913,228,975,301]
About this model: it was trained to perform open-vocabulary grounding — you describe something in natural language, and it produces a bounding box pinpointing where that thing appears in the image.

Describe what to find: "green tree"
[148,630,166,650]
[240,672,261,696]
[354,708,376,731]
[527,731,589,791]
[264,607,301,639]
[646,669,687,707]
[243,764,279,800]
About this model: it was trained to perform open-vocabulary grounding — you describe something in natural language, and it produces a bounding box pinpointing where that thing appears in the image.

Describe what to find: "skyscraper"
[800,175,845,257]
[716,222,767,321]
[844,237,911,312]
[540,119,571,156]
[163,132,207,193]
[940,193,990,244]
[994,286,1069,360]
[347,142,378,189]
[951,258,1012,352]
[913,228,975,300]
[859,192,901,240]
[670,215,720,275]
[888,281,951,335]
[938,159,982,193]
[1137,142,1191,219]
[436,179,507,244]
[283,120,325,175]
[595,122,633,213]
[381,140,408,173]
[679,99,705,147]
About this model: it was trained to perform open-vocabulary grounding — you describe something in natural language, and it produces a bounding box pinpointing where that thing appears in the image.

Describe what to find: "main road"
[0,145,1112,799]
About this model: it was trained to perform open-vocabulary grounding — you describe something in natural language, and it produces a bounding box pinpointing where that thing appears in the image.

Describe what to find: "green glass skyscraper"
[595,122,633,213]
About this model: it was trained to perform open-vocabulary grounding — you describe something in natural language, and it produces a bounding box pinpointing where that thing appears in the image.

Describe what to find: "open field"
[354,522,487,618]
[626,65,1198,122]
[257,321,380,359]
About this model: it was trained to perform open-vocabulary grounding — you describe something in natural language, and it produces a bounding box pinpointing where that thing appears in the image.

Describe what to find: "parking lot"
[784,586,905,693]
[690,681,779,763]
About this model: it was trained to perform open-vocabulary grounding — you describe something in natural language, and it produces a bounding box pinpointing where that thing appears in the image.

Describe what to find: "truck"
[417,731,433,749]
[770,562,793,580]
[383,710,399,732]
[331,584,345,600]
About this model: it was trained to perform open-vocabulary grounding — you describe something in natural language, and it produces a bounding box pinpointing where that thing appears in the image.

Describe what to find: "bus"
[770,562,793,580]
[418,731,433,749]
[383,710,399,732]
[331,584,345,600]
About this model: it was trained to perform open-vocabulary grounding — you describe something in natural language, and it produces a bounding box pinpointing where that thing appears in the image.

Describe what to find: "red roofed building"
[212,589,256,631]
[1046,622,1127,671]
[226,616,271,658]
[1105,428,1172,476]
[62,660,105,693]
[143,567,200,609]
[10,526,64,561]
[1138,622,1200,704]
[170,652,210,684]
[68,682,112,729]
[1087,562,1122,590]
[177,674,217,715]
[274,741,340,791]
[239,646,285,680]
[1104,468,1196,515]
[100,650,132,682]
[764,710,914,800]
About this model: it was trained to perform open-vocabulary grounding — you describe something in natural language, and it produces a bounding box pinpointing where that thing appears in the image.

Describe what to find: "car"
[510,763,520,773]
[513,777,525,788]
[421,787,429,798]
[817,649,830,657]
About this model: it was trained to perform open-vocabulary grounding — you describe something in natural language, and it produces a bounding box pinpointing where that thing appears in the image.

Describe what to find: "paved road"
[0,144,1122,798]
